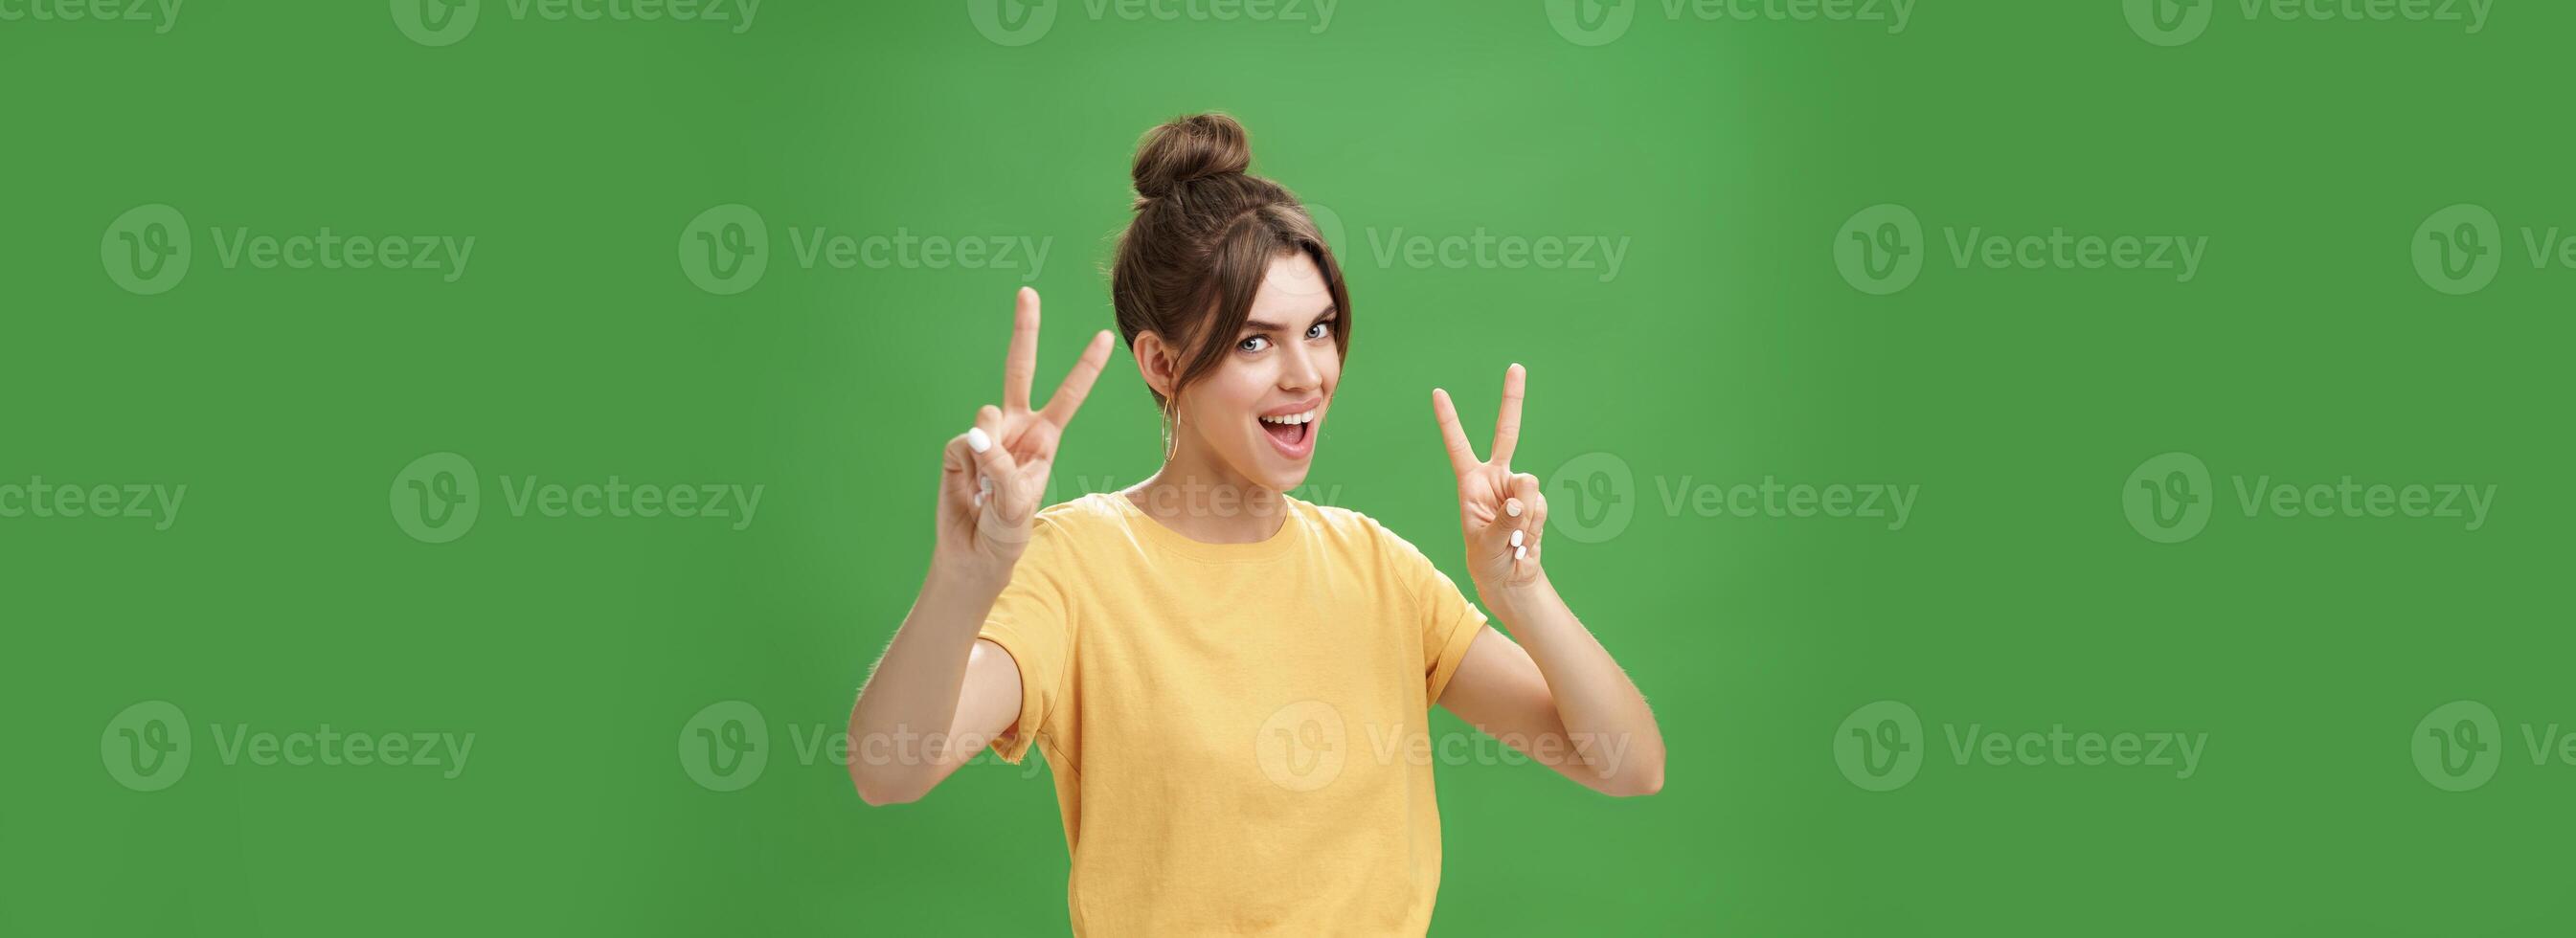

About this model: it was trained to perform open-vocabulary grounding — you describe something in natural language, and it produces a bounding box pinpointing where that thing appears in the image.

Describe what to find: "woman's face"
[1172,251,1341,493]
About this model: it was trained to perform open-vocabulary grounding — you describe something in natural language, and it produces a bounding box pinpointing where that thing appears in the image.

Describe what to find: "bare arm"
[1428,365,1666,797]
[848,287,1111,806]
[848,581,1023,805]
[1437,608,1665,796]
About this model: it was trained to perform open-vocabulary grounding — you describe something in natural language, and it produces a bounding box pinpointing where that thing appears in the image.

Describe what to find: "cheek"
[1185,366,1264,424]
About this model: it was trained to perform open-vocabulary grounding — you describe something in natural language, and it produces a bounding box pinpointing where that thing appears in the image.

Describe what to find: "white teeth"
[1259,410,1316,425]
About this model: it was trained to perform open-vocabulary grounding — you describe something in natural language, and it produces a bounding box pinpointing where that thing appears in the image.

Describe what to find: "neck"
[1123,439,1291,545]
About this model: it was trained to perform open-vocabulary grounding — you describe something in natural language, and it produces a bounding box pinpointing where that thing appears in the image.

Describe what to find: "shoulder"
[1294,498,1434,566]
[1008,492,1130,564]
[1031,491,1126,531]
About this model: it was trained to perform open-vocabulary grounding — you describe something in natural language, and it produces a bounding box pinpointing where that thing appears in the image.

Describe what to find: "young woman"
[849,113,1665,935]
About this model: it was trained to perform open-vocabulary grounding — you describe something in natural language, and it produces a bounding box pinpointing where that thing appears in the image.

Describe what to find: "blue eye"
[1238,335,1270,353]
[1307,322,1332,341]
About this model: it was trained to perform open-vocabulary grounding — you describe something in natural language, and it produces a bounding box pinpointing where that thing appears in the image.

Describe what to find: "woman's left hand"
[1432,364,1547,593]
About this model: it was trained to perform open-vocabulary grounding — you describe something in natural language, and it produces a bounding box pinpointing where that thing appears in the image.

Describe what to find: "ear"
[1132,330,1180,400]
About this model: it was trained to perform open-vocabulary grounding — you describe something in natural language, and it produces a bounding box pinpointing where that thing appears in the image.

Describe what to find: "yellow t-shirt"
[977,491,1489,936]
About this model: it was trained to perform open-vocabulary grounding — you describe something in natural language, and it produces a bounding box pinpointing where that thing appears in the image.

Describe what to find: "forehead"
[1248,251,1332,323]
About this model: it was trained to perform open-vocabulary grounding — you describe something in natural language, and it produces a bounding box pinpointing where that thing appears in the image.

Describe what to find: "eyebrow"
[1242,306,1339,333]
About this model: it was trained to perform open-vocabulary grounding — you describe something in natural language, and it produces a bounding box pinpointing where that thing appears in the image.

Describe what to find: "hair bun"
[1132,113,1252,200]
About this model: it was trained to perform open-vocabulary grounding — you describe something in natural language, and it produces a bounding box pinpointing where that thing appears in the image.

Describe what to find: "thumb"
[967,405,1029,522]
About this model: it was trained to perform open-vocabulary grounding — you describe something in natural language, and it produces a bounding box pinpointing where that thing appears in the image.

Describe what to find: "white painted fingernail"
[1509,529,1524,547]
[1505,500,1522,518]
[966,427,992,454]
[979,475,992,495]
[1514,545,1526,561]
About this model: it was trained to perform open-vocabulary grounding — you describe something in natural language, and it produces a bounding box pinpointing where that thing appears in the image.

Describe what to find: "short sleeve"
[975,521,1073,764]
[1369,520,1489,705]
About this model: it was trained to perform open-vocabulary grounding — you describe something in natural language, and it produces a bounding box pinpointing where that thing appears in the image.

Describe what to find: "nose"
[1277,336,1322,392]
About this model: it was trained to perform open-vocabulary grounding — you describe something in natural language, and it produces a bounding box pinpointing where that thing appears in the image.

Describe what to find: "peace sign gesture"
[1432,363,1546,590]
[938,287,1116,576]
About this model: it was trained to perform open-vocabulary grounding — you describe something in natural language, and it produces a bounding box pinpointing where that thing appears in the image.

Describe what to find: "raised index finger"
[1002,287,1042,411]
[1430,388,1480,476]
[1489,363,1527,467]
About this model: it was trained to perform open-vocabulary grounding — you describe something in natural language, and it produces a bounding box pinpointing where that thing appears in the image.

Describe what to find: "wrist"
[925,553,1011,604]
[1476,572,1554,622]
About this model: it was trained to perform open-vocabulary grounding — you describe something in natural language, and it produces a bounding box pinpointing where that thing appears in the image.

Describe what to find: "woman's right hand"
[937,287,1116,582]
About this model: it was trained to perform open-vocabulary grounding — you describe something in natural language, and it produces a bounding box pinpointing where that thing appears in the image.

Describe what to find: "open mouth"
[1257,407,1319,458]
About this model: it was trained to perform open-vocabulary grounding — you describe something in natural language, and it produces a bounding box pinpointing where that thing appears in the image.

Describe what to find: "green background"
[6,1,2570,934]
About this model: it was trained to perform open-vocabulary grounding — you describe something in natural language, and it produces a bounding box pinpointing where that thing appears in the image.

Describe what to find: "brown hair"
[1111,113,1352,413]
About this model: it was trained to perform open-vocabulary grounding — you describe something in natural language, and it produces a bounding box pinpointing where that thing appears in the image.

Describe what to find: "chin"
[1255,464,1311,494]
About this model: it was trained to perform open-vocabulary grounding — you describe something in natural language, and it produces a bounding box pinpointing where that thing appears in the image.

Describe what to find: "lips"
[1257,401,1322,459]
